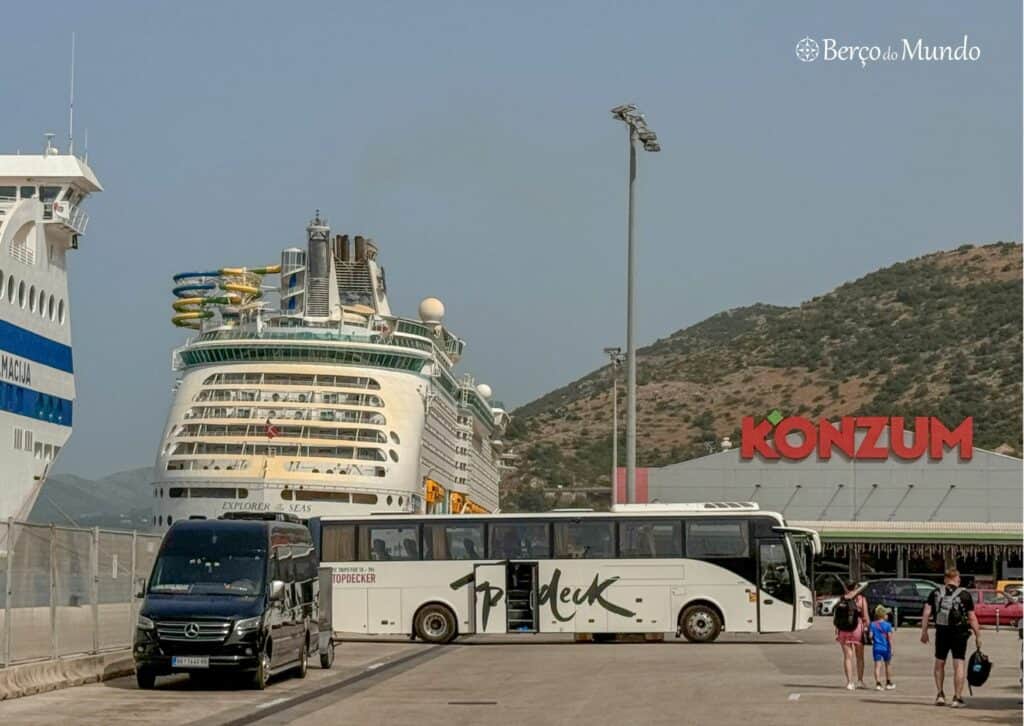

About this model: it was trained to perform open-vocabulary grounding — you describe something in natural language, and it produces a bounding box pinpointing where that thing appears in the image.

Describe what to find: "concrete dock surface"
[0,621,1020,725]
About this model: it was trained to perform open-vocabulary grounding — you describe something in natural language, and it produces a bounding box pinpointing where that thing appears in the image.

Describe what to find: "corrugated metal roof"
[791,520,1023,543]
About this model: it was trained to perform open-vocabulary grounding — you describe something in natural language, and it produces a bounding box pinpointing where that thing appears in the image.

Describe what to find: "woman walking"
[833,581,870,690]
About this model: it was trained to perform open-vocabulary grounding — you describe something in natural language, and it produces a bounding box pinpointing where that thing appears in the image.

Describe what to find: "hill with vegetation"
[29,467,154,531]
[502,242,1022,509]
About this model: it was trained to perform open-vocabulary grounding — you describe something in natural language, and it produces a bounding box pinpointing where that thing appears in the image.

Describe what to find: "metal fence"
[0,519,162,666]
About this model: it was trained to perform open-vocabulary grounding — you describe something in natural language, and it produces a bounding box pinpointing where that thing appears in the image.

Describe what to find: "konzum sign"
[740,416,973,461]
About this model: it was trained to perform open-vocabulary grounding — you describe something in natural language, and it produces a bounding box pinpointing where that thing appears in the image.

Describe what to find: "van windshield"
[149,528,266,596]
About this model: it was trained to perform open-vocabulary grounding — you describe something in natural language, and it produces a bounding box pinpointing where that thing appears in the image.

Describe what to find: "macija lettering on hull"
[1,354,31,386]
[450,567,635,631]
[740,415,973,461]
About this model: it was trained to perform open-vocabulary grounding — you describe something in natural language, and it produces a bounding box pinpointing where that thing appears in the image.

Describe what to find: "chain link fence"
[0,519,162,666]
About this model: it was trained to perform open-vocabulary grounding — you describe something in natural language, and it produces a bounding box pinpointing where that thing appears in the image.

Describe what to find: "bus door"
[757,539,795,632]
[473,563,508,634]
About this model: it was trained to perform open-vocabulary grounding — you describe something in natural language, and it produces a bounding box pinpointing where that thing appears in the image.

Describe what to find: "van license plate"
[171,656,209,668]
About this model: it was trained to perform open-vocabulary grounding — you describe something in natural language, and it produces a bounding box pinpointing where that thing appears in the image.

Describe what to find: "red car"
[969,589,1022,626]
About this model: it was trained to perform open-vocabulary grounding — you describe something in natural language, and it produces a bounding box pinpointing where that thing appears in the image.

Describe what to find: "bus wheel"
[680,604,722,643]
[320,642,335,669]
[414,604,457,644]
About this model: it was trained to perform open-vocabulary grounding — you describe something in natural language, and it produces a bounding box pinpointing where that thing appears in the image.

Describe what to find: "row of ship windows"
[151,486,390,505]
[1,384,70,424]
[181,346,425,371]
[161,459,388,477]
[202,373,381,389]
[168,442,398,461]
[193,389,384,407]
[13,427,60,461]
[184,407,387,425]
[0,269,66,324]
[174,424,400,444]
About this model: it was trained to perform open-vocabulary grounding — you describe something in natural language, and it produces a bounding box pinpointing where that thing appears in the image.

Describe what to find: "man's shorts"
[872,648,892,663]
[934,627,969,661]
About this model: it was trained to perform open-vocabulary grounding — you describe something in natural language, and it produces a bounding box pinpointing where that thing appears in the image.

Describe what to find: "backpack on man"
[833,597,860,631]
[934,587,967,629]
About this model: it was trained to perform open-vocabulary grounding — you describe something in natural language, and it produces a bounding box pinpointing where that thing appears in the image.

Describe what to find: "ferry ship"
[153,213,510,527]
[0,135,102,520]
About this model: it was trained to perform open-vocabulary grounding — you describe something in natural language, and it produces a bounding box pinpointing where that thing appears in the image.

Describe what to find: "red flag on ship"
[265,418,280,439]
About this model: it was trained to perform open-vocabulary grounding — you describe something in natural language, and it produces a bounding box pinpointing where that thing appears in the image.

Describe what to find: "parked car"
[970,589,1023,627]
[997,580,1023,600]
[857,578,939,625]
[134,513,325,690]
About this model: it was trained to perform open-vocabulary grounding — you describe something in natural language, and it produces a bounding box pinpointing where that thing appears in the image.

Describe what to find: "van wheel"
[680,605,722,643]
[252,645,271,690]
[414,604,457,644]
[295,634,308,679]
[136,667,156,690]
[320,642,335,669]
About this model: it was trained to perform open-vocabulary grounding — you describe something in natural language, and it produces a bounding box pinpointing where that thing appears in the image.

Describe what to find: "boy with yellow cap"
[870,604,895,690]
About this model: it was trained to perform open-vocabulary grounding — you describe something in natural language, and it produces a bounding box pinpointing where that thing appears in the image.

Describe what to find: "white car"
[817,596,840,616]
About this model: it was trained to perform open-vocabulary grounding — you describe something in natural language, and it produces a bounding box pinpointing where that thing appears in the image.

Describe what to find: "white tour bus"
[311,503,821,644]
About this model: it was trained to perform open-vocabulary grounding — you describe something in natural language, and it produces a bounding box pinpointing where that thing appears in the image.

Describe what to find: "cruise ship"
[152,213,509,527]
[0,135,102,521]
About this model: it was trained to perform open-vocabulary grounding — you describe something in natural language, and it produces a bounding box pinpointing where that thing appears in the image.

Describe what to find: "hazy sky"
[2,1,1019,478]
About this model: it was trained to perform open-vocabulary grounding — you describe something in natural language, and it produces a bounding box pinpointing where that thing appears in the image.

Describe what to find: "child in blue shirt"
[870,605,895,690]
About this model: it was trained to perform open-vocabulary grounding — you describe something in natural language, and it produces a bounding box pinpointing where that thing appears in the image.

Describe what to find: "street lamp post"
[603,347,624,506]
[610,104,660,504]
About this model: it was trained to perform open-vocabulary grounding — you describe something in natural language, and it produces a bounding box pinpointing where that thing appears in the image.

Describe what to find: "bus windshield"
[149,528,267,596]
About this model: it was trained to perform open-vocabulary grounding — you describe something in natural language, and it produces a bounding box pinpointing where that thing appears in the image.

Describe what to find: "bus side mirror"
[270,580,286,602]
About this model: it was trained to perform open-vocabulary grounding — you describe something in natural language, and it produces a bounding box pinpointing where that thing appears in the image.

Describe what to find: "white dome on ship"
[419,297,445,323]
[476,383,492,399]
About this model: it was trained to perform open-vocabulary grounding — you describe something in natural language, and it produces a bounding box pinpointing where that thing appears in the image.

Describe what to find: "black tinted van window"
[150,526,267,596]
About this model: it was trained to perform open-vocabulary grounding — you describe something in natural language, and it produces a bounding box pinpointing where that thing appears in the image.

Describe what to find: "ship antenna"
[68,32,76,156]
[84,128,89,163]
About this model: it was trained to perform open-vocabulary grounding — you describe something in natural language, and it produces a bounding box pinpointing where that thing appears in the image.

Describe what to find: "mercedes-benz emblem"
[184,622,201,638]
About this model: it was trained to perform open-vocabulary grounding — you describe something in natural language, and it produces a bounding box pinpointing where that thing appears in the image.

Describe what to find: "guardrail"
[0,519,162,667]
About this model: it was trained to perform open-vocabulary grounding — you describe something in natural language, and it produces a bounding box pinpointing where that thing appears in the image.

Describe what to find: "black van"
[134,514,321,689]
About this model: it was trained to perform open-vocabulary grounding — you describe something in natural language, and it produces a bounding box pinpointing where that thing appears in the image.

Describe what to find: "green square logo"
[766,409,784,427]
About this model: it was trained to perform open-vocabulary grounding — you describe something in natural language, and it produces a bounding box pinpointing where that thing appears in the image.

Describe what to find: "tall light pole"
[603,346,624,506]
[610,104,660,503]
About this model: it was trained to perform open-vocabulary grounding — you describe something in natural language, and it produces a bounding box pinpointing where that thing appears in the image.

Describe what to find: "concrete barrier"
[0,650,134,701]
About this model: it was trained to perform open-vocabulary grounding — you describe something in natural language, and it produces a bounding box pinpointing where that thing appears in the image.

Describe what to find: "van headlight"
[235,616,261,636]
[137,615,155,631]
[800,599,813,609]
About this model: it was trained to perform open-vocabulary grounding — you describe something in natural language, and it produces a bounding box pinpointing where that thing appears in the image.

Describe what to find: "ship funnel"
[335,234,350,262]
[306,211,330,317]
[354,235,366,262]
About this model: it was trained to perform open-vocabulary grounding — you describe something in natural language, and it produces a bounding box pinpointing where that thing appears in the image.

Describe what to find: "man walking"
[920,568,982,708]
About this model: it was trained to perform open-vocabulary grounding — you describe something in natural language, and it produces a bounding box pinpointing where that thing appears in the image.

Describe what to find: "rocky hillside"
[503,242,1022,507]
[30,467,155,530]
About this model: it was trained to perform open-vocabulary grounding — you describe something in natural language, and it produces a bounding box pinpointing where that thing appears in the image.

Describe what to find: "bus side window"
[423,523,484,560]
[359,525,420,561]
[322,524,356,562]
[489,522,550,559]
[685,520,749,558]
[619,520,682,558]
[553,521,614,559]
